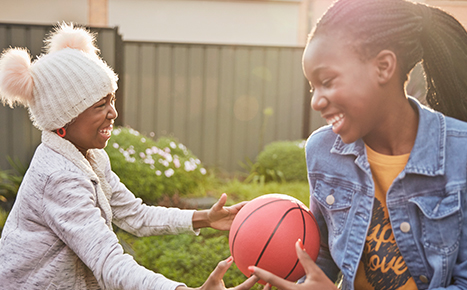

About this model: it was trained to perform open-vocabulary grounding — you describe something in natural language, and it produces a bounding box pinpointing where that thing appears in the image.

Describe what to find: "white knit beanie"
[0,23,118,131]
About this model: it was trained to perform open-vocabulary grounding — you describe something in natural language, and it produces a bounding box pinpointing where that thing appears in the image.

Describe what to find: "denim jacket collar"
[330,97,446,177]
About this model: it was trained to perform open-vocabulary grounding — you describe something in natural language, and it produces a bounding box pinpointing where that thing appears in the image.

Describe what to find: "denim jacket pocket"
[313,179,354,235]
[409,190,462,253]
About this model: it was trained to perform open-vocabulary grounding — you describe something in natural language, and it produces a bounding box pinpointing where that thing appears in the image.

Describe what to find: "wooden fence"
[0,23,325,172]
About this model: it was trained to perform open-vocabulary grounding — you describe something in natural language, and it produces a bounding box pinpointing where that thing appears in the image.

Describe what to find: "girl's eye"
[322,79,333,88]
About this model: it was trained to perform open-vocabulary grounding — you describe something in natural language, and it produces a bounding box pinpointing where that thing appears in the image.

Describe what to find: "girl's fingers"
[232,275,260,290]
[210,256,233,280]
[295,239,320,277]
[250,266,295,290]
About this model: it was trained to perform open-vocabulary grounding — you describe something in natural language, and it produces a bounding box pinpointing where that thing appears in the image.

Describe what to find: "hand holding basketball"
[250,240,338,290]
[192,193,248,231]
[209,193,248,231]
[176,256,259,290]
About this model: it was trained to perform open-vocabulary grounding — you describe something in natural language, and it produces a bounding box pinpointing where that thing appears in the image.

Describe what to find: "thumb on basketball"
[210,256,233,280]
[213,193,228,210]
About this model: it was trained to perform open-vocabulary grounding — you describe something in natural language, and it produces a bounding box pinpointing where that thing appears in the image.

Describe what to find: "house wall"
[109,0,307,46]
[0,0,311,46]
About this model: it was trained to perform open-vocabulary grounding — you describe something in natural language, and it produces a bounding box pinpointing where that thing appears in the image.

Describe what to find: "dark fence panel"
[0,23,326,172]
[122,41,325,171]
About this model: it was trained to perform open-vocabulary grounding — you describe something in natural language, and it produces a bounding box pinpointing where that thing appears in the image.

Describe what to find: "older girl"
[251,0,467,289]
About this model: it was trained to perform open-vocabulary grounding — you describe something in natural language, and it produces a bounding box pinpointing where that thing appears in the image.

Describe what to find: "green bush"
[0,156,27,212]
[0,207,8,237]
[117,228,262,289]
[247,140,307,183]
[105,127,209,204]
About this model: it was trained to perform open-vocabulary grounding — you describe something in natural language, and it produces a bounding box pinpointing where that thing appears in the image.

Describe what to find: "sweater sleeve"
[42,170,186,290]
[106,165,198,237]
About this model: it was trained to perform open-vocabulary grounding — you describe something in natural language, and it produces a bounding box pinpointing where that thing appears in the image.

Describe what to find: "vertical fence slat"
[139,44,157,134]
[202,46,220,167]
[263,48,280,146]
[123,43,139,129]
[172,46,188,142]
[216,47,235,171]
[186,46,204,158]
[245,47,265,161]
[155,45,172,137]
[231,47,250,171]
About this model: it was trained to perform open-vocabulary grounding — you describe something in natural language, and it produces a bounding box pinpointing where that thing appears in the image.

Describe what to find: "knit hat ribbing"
[0,23,118,131]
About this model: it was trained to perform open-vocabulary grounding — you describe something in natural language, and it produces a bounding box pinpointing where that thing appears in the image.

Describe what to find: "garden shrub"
[105,127,208,204]
[247,140,307,183]
[117,228,262,289]
[0,157,27,212]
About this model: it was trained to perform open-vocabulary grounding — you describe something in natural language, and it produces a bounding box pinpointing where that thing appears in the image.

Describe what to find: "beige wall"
[0,0,87,25]
[109,0,306,46]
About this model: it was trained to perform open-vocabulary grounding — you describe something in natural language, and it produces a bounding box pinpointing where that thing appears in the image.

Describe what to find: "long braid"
[312,0,467,122]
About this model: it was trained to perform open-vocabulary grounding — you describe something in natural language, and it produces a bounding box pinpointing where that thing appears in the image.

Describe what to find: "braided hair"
[311,0,467,122]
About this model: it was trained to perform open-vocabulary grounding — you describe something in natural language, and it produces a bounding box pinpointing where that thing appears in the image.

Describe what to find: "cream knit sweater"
[0,131,197,289]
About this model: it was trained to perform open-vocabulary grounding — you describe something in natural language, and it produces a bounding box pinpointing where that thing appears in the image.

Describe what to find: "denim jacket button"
[326,195,335,205]
[419,275,429,284]
[400,222,411,233]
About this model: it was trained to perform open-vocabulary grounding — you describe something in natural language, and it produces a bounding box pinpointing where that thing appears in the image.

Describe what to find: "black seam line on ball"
[254,205,302,268]
[284,204,307,280]
[231,199,287,257]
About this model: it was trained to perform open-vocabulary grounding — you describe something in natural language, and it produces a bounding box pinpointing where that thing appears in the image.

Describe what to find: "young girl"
[250,0,467,289]
[0,24,258,290]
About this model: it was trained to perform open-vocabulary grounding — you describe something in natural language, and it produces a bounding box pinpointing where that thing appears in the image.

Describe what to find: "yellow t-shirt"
[354,145,417,290]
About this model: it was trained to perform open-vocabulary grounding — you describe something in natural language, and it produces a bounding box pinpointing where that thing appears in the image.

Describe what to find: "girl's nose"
[108,105,118,120]
[311,90,329,111]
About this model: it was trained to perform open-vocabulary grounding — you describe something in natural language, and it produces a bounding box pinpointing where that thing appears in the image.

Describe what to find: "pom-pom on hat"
[0,23,118,131]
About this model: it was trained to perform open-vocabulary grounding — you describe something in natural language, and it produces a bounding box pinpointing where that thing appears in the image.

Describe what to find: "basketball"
[229,194,320,284]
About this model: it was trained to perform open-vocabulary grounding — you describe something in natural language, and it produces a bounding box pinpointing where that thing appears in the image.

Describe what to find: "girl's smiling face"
[64,93,118,155]
[303,35,388,144]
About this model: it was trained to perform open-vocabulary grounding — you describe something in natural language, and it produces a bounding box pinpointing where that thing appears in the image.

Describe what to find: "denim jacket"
[305,98,467,290]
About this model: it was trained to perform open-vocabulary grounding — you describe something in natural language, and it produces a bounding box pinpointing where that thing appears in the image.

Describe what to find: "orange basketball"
[229,194,320,284]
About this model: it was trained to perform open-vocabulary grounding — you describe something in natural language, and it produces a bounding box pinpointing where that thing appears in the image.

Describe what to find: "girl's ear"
[373,50,397,85]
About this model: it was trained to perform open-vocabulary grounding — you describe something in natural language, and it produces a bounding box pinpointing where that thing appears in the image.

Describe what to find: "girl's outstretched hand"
[250,240,338,290]
[193,193,248,231]
[177,256,259,290]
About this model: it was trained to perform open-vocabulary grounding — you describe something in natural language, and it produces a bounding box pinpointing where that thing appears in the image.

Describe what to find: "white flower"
[200,168,207,175]
[145,148,153,155]
[139,152,146,158]
[151,146,159,154]
[112,143,119,149]
[113,128,121,135]
[173,158,180,168]
[170,141,177,149]
[155,170,162,176]
[165,168,175,178]
[141,137,146,143]
[129,128,140,136]
[165,154,173,163]
[164,147,171,153]
[149,132,155,137]
[184,160,197,172]
[159,159,169,167]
